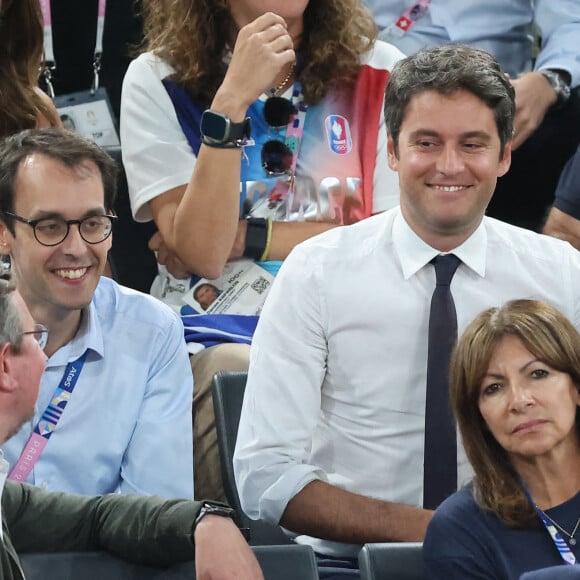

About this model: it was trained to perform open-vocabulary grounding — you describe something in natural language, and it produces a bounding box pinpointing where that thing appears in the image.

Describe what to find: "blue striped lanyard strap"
[522,484,577,565]
[8,351,88,482]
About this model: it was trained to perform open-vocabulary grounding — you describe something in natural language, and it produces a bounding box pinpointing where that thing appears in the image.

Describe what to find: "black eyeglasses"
[22,323,49,350]
[3,212,117,247]
[261,97,297,176]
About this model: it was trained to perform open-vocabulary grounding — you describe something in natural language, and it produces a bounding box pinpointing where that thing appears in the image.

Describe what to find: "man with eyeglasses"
[0,270,263,579]
[0,128,194,499]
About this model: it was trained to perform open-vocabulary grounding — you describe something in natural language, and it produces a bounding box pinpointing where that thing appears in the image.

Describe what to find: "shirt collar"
[47,300,104,367]
[393,209,488,279]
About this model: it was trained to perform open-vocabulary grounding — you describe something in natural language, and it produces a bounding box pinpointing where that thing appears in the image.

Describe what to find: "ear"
[497,139,512,178]
[0,342,18,394]
[0,220,14,255]
[387,134,399,172]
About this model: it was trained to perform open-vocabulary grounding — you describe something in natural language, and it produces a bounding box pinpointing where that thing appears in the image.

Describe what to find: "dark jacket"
[0,481,201,579]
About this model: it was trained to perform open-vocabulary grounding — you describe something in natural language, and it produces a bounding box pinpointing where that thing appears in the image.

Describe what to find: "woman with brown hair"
[121,0,403,502]
[0,0,60,137]
[424,299,580,578]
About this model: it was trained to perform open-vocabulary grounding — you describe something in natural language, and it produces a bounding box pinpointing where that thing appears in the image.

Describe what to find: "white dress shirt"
[234,207,580,557]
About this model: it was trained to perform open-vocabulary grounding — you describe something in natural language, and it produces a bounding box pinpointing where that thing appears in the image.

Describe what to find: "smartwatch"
[194,502,235,527]
[539,69,571,110]
[201,110,252,148]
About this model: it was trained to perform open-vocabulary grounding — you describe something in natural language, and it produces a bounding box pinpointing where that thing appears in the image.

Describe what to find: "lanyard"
[522,484,577,565]
[8,352,88,483]
[40,0,107,98]
[383,0,432,39]
[284,81,308,177]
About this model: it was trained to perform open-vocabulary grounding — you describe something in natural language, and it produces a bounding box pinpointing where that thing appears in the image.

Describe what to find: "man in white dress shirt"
[233,45,580,577]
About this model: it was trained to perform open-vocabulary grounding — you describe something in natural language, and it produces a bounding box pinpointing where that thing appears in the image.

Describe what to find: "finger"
[166,259,190,279]
[257,22,292,47]
[237,11,286,35]
[148,231,163,252]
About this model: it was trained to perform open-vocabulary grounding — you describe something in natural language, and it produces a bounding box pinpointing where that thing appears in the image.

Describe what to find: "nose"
[59,223,86,255]
[508,382,535,413]
[435,144,465,175]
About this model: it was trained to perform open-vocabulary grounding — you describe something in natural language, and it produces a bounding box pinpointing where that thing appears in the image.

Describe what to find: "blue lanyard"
[33,351,88,436]
[522,484,577,565]
[9,351,88,481]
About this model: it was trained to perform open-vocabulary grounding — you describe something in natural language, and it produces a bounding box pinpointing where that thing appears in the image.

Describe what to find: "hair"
[450,299,580,527]
[0,0,59,138]
[0,128,118,234]
[385,44,515,157]
[140,0,378,105]
[0,268,22,352]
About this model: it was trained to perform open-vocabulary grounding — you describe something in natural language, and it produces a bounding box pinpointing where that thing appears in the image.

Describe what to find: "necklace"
[269,62,295,96]
[542,511,580,546]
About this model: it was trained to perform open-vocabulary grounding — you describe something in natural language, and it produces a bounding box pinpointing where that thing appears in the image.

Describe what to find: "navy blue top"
[554,145,580,220]
[423,484,580,579]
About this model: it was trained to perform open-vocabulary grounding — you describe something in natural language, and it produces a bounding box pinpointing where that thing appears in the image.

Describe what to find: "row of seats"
[211,371,425,579]
[20,542,424,579]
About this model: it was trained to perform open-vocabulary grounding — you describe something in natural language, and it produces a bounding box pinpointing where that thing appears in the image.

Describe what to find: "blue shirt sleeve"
[119,309,194,499]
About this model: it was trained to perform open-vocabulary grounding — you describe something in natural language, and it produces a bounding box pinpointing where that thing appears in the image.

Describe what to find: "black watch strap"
[243,218,268,261]
[194,502,235,527]
[193,502,251,541]
[201,110,252,148]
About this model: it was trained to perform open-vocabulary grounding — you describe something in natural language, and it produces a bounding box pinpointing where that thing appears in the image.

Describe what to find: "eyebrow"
[28,208,107,220]
[408,129,493,142]
[482,358,542,380]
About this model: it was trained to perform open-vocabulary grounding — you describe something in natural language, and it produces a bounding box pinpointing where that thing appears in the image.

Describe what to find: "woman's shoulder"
[125,51,176,84]
[430,484,482,528]
[34,88,62,129]
[359,38,406,71]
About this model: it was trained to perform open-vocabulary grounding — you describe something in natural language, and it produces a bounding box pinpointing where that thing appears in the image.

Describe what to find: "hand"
[216,12,295,113]
[194,516,264,580]
[543,207,580,250]
[148,231,191,279]
[510,72,557,150]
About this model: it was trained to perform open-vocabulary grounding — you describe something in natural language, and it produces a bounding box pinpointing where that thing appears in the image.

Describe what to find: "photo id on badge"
[55,88,120,148]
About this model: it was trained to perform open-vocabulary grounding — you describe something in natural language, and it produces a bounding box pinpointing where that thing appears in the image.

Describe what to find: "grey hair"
[0,268,22,352]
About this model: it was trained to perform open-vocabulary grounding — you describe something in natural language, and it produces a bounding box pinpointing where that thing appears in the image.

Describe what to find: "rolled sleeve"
[234,244,330,524]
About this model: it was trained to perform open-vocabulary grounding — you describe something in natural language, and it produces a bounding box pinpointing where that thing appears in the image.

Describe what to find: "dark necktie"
[423,253,461,509]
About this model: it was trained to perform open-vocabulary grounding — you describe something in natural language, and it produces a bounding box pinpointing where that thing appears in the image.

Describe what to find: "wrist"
[243,217,272,261]
[212,87,254,121]
[539,69,571,110]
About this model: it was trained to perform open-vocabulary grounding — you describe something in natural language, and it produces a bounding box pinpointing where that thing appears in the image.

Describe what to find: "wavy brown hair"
[0,0,58,138]
[140,0,378,105]
[450,299,580,527]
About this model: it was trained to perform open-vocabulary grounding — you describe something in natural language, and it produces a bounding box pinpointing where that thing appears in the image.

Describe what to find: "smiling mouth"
[430,184,472,192]
[54,267,88,280]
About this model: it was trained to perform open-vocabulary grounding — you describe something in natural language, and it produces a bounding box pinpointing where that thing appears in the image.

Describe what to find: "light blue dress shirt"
[3,277,194,499]
[364,0,580,86]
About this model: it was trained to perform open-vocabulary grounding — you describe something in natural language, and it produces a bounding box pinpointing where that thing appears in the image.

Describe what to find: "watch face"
[201,111,228,141]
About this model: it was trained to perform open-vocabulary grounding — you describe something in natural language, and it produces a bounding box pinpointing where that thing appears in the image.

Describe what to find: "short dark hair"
[385,44,515,157]
[0,128,118,234]
[0,268,22,352]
